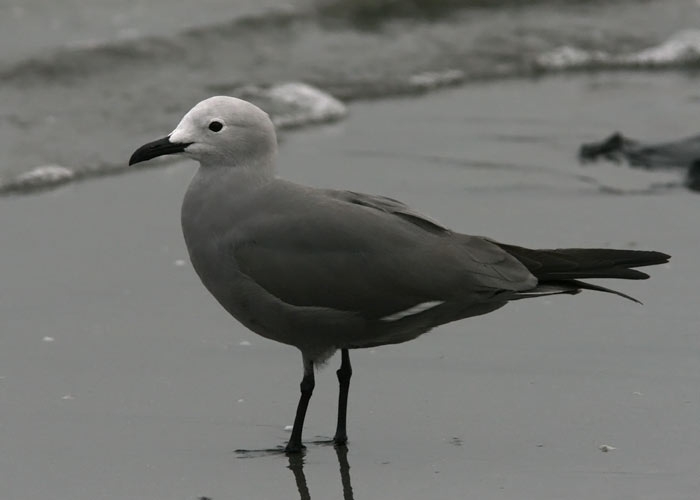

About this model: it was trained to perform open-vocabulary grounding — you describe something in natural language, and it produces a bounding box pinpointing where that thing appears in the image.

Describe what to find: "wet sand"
[1,75,698,500]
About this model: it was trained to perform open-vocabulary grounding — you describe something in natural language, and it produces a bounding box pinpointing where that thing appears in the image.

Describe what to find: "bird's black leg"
[286,356,315,454]
[333,349,352,446]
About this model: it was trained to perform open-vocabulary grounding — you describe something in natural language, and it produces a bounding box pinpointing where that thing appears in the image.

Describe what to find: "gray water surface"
[4,0,700,190]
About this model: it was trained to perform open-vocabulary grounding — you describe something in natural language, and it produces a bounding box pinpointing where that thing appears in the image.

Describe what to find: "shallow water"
[1,75,698,499]
[4,0,700,191]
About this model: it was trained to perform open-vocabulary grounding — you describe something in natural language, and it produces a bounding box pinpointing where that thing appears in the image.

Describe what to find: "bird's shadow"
[235,440,355,500]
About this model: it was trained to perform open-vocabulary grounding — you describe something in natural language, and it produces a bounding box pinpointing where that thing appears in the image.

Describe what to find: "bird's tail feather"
[497,244,669,303]
[497,245,669,280]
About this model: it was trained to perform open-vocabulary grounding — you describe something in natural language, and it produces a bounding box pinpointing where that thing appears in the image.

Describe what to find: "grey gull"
[129,96,670,453]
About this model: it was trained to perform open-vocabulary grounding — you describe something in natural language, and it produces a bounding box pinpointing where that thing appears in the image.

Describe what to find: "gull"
[129,96,669,453]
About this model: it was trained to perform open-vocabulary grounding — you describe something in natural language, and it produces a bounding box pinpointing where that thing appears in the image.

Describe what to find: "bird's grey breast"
[180,171,260,290]
[180,176,332,346]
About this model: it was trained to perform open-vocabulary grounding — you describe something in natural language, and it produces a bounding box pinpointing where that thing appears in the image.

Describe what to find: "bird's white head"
[129,96,277,172]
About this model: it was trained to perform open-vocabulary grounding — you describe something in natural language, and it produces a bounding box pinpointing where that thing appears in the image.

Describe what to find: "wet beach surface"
[1,75,698,499]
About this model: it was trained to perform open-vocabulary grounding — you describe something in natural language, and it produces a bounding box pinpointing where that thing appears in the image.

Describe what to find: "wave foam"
[3,165,75,193]
[536,30,700,70]
[236,82,348,129]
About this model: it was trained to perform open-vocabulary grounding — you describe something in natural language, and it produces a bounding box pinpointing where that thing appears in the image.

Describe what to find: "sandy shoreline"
[1,76,697,500]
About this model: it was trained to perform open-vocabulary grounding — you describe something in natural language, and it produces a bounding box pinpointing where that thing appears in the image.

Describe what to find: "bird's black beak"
[129,136,192,166]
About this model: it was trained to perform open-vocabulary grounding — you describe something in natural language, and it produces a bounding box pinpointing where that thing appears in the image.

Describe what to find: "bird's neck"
[197,153,277,191]
[181,161,271,249]
[183,160,276,227]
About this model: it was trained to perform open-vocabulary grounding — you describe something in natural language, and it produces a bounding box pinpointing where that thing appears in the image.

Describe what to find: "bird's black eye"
[208,121,223,132]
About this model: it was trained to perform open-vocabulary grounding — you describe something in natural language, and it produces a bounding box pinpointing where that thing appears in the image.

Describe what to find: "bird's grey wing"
[325,189,449,234]
[232,188,535,319]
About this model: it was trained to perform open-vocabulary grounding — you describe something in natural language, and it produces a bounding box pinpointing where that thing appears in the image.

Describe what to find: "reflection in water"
[288,445,355,500]
[287,453,311,500]
[336,446,354,500]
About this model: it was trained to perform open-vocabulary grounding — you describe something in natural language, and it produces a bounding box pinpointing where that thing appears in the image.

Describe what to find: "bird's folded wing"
[327,190,450,234]
[233,189,535,319]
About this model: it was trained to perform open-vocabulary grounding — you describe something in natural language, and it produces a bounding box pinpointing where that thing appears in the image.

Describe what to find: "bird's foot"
[284,441,307,455]
[332,434,348,447]
[302,435,348,447]
[236,436,340,457]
